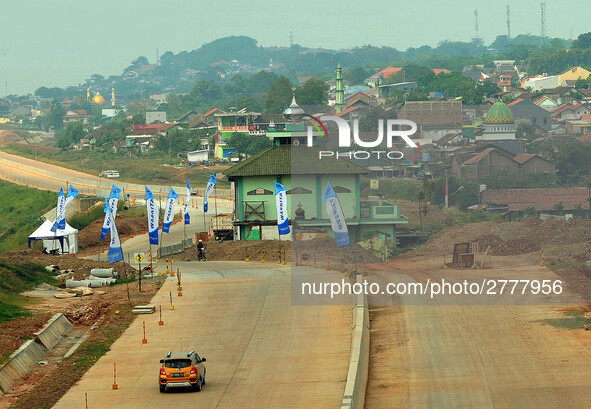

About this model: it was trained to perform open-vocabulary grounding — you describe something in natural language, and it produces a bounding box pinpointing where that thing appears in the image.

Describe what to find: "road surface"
[0,150,232,199]
[52,262,351,409]
[364,255,591,409]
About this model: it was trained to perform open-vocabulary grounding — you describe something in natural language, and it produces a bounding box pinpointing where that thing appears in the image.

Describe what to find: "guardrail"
[341,275,370,409]
[158,238,194,258]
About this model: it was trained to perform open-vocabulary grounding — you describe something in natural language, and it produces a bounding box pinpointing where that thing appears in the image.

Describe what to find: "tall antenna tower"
[506,5,511,40]
[474,9,479,40]
[156,48,160,65]
[289,31,293,47]
[540,2,546,45]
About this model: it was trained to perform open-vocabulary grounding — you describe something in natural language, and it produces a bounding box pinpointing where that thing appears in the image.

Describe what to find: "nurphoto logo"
[304,116,419,160]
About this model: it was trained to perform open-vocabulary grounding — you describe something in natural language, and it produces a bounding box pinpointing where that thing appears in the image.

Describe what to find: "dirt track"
[364,255,591,408]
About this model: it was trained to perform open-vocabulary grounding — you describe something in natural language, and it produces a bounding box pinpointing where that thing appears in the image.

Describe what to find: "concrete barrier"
[0,340,46,394]
[34,313,74,350]
[341,275,370,409]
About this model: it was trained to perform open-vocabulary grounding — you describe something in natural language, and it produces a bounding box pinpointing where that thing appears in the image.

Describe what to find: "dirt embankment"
[0,248,138,281]
[172,237,381,265]
[77,216,148,250]
[412,217,591,264]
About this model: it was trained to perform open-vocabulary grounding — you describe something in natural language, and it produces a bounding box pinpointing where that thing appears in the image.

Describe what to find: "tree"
[55,122,85,148]
[296,78,327,105]
[572,32,591,50]
[344,67,368,85]
[265,76,293,114]
[131,56,149,67]
[523,206,538,218]
[358,107,397,132]
[41,100,66,131]
[516,123,537,142]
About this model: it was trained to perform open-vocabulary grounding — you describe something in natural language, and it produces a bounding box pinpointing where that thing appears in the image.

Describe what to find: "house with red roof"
[552,103,591,122]
[365,67,402,87]
[131,123,177,135]
[452,147,554,181]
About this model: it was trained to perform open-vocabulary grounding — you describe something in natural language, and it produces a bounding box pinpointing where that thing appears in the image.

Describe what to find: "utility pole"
[289,31,293,47]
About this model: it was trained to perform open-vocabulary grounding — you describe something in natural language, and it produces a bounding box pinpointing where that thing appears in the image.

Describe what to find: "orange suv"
[159,350,206,393]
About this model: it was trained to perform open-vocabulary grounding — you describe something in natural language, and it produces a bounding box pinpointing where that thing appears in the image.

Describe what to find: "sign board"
[370,179,379,189]
[134,253,145,263]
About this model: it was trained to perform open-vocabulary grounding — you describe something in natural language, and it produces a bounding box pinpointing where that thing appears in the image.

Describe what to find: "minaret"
[111,88,116,107]
[86,88,91,100]
[335,63,345,113]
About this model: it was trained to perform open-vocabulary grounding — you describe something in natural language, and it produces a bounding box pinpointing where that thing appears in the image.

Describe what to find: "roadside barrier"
[158,305,164,326]
[340,275,369,409]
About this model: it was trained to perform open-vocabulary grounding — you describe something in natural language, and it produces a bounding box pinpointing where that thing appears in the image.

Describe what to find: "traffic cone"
[130,228,134,238]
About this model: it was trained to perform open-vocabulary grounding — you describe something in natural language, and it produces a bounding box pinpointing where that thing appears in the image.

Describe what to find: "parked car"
[159,350,206,393]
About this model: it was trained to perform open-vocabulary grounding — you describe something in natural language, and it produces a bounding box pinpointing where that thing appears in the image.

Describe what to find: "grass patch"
[0,260,56,324]
[0,300,31,322]
[537,310,591,330]
[0,180,57,253]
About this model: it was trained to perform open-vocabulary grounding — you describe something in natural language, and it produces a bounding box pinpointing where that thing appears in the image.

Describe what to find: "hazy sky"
[1,0,589,95]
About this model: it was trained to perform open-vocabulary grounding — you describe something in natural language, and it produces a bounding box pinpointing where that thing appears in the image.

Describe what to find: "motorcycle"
[197,248,206,262]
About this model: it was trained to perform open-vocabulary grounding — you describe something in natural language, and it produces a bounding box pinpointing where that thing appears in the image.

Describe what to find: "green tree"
[41,100,66,131]
[572,32,591,50]
[344,67,368,85]
[515,123,537,142]
[523,206,538,218]
[265,76,293,114]
[296,78,327,105]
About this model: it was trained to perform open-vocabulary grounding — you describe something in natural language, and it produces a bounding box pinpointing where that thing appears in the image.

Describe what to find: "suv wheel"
[194,377,203,392]
[202,370,206,385]
[159,385,166,393]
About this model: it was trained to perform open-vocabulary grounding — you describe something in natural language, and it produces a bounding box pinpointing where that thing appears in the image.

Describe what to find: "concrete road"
[52,262,351,409]
[0,150,232,199]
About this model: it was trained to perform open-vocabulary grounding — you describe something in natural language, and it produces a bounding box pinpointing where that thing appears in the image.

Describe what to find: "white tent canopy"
[28,220,79,254]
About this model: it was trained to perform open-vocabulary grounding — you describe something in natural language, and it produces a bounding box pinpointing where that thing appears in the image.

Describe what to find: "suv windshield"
[164,359,192,368]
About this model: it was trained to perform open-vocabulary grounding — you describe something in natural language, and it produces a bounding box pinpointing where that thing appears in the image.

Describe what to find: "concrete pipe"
[90,268,116,278]
[66,279,91,288]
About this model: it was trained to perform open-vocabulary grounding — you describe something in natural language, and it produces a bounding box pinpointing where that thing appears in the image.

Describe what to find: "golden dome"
[92,93,106,104]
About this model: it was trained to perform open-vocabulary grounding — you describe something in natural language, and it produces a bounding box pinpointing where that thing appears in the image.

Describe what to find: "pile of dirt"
[412,217,591,263]
[0,248,138,280]
[77,216,147,249]
[173,237,381,265]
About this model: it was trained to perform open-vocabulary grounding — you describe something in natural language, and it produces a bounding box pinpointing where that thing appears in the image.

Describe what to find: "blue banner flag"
[101,185,122,240]
[274,181,290,236]
[184,179,191,225]
[145,186,159,245]
[106,198,123,264]
[52,184,79,232]
[322,182,351,248]
[203,173,217,213]
[162,188,179,233]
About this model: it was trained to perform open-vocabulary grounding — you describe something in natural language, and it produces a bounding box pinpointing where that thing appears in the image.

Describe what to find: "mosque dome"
[484,100,514,124]
[283,95,305,121]
[92,92,106,105]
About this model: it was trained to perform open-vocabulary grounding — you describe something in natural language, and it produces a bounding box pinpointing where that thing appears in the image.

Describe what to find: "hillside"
[0,181,57,253]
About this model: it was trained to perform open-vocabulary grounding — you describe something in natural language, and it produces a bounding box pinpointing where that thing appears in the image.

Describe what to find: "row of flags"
[52,173,348,266]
